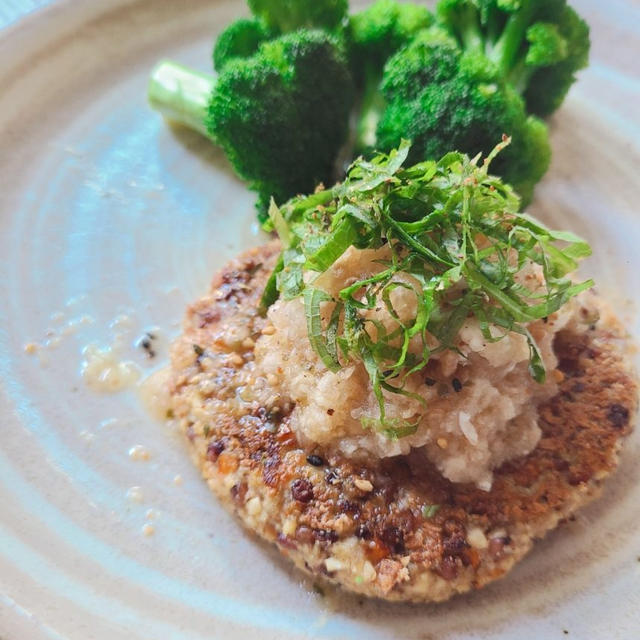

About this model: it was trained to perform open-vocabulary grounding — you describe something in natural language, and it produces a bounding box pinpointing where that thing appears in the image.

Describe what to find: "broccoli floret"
[437,0,590,116]
[345,1,434,152]
[347,0,434,82]
[210,32,354,210]
[149,31,354,218]
[213,19,272,72]
[376,30,551,204]
[214,0,348,73]
[247,0,348,33]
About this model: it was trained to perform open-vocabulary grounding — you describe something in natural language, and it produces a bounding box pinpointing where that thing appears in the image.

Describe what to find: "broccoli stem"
[490,1,536,79]
[148,61,215,139]
[484,11,501,49]
[506,56,535,95]
[455,8,485,54]
[355,65,386,153]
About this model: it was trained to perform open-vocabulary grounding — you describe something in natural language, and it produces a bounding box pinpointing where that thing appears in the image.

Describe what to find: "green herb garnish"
[261,138,593,437]
[422,504,441,519]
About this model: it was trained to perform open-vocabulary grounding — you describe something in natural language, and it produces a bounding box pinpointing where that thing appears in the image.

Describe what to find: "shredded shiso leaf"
[260,138,593,437]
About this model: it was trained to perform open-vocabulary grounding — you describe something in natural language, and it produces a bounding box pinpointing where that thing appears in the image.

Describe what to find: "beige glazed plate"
[0,1,639,638]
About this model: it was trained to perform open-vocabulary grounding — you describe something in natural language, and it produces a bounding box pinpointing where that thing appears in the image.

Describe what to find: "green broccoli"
[437,0,590,117]
[149,0,591,218]
[347,0,434,82]
[346,1,434,150]
[248,0,348,33]
[375,29,551,204]
[214,0,348,73]
[148,30,354,217]
[213,18,273,72]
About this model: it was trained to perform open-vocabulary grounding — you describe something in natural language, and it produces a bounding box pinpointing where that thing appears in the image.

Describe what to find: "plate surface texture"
[0,1,639,638]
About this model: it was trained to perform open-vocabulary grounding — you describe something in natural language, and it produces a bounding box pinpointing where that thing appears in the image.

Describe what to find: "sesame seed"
[362,561,376,582]
[354,478,374,492]
[467,527,488,549]
[324,557,344,572]
[229,353,244,367]
[282,517,297,536]
[246,497,261,516]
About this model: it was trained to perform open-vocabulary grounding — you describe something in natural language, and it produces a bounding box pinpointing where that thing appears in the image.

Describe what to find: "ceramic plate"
[1,1,639,638]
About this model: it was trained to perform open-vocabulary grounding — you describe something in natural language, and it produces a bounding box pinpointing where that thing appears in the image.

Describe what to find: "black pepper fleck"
[355,523,371,540]
[138,332,157,359]
[306,454,324,467]
[452,378,463,392]
[193,344,204,357]
[424,377,437,386]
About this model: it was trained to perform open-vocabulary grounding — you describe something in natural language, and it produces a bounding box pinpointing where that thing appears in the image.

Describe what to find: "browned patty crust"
[168,242,638,602]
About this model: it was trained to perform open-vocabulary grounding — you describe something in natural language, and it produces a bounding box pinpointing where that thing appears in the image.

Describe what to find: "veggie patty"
[168,243,636,601]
